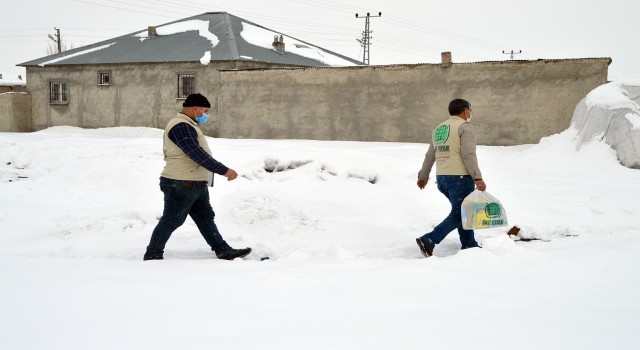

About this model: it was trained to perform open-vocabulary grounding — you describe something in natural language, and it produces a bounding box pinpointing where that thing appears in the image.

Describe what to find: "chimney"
[148,26,157,37]
[441,51,452,68]
[272,34,285,55]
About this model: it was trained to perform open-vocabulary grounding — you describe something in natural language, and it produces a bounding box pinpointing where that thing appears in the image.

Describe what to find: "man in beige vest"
[415,99,486,257]
[144,93,251,261]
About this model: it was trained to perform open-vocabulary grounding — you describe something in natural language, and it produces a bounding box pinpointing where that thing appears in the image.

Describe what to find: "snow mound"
[263,157,313,172]
[227,191,318,232]
[347,168,378,184]
[571,79,640,168]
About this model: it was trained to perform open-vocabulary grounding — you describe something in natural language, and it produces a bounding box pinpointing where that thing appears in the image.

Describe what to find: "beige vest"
[433,116,469,176]
[160,113,213,181]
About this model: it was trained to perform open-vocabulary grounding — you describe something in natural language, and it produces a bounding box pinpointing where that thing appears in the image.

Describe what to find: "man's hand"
[417,179,427,190]
[224,169,238,181]
[474,179,486,191]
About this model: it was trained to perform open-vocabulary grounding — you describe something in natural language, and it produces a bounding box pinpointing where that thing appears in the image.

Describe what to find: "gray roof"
[19,12,363,67]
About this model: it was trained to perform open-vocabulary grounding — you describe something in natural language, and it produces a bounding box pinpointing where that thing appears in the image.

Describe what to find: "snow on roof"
[38,43,116,67]
[135,19,219,48]
[240,21,358,67]
[0,72,26,85]
[17,12,363,68]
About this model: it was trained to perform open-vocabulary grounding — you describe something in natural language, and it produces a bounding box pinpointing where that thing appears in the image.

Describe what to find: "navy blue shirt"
[167,122,229,176]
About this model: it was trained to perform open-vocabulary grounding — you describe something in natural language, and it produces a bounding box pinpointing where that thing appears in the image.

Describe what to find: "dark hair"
[448,99,471,116]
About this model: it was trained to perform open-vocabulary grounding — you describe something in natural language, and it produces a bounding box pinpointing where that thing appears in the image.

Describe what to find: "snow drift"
[571,78,640,169]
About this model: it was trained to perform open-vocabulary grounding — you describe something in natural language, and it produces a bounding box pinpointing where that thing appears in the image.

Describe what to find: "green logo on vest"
[433,125,450,145]
[485,203,502,218]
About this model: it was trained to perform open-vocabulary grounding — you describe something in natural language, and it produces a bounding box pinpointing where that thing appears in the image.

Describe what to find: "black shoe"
[416,238,435,257]
[216,247,252,260]
[143,250,164,261]
[461,244,482,250]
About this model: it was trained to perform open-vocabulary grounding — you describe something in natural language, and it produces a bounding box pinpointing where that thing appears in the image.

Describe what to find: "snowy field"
[1,126,639,349]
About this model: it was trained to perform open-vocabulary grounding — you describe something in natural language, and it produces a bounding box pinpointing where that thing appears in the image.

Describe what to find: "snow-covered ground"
[1,126,639,349]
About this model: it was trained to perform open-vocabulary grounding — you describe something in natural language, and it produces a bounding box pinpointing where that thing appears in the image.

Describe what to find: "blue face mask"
[195,108,209,125]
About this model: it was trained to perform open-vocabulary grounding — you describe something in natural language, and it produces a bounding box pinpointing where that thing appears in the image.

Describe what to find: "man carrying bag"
[415,99,486,257]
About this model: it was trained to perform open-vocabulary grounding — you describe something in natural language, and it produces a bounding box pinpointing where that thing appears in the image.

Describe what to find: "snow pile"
[240,22,358,66]
[37,43,116,67]
[571,78,640,168]
[1,126,639,349]
[135,19,219,48]
[200,50,211,65]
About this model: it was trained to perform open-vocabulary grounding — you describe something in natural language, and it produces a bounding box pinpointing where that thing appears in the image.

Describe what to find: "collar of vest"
[175,113,198,127]
[449,116,467,122]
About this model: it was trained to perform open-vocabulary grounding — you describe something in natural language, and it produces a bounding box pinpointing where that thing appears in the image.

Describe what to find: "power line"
[106,0,193,17]
[73,0,181,19]
[0,28,54,32]
[286,0,356,13]
[384,14,508,50]
[282,0,524,61]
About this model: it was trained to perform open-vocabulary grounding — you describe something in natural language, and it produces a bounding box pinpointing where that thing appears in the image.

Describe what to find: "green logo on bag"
[485,203,502,218]
[433,125,450,145]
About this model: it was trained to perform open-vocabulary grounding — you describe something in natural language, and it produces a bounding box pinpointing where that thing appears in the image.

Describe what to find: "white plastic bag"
[461,190,508,230]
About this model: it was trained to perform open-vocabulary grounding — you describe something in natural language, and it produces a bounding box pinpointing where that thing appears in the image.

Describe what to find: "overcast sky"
[1,0,638,80]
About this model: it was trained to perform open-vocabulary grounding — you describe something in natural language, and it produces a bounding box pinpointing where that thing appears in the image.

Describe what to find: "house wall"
[25,58,610,145]
[0,85,28,94]
[0,92,31,132]
[217,59,610,145]
[25,60,283,136]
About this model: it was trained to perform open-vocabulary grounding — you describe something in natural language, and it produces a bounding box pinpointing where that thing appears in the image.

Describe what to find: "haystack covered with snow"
[571,79,640,169]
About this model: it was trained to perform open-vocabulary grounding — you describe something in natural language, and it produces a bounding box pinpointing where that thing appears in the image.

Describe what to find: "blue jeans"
[146,177,231,255]
[420,175,478,249]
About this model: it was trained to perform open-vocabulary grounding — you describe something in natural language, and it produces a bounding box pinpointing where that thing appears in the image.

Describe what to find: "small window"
[98,72,110,86]
[178,74,195,98]
[49,81,68,104]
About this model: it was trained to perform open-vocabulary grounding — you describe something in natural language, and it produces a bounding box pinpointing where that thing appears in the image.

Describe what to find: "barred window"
[178,74,195,98]
[49,81,68,104]
[98,72,110,85]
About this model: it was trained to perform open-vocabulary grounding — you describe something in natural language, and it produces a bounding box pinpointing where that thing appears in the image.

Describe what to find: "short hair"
[448,99,471,116]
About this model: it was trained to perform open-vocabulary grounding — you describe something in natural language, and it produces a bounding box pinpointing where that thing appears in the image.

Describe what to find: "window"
[98,72,110,85]
[178,74,195,98]
[49,81,68,104]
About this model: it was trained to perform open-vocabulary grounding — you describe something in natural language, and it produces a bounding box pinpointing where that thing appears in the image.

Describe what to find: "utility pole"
[48,27,62,53]
[502,50,522,60]
[355,12,381,65]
